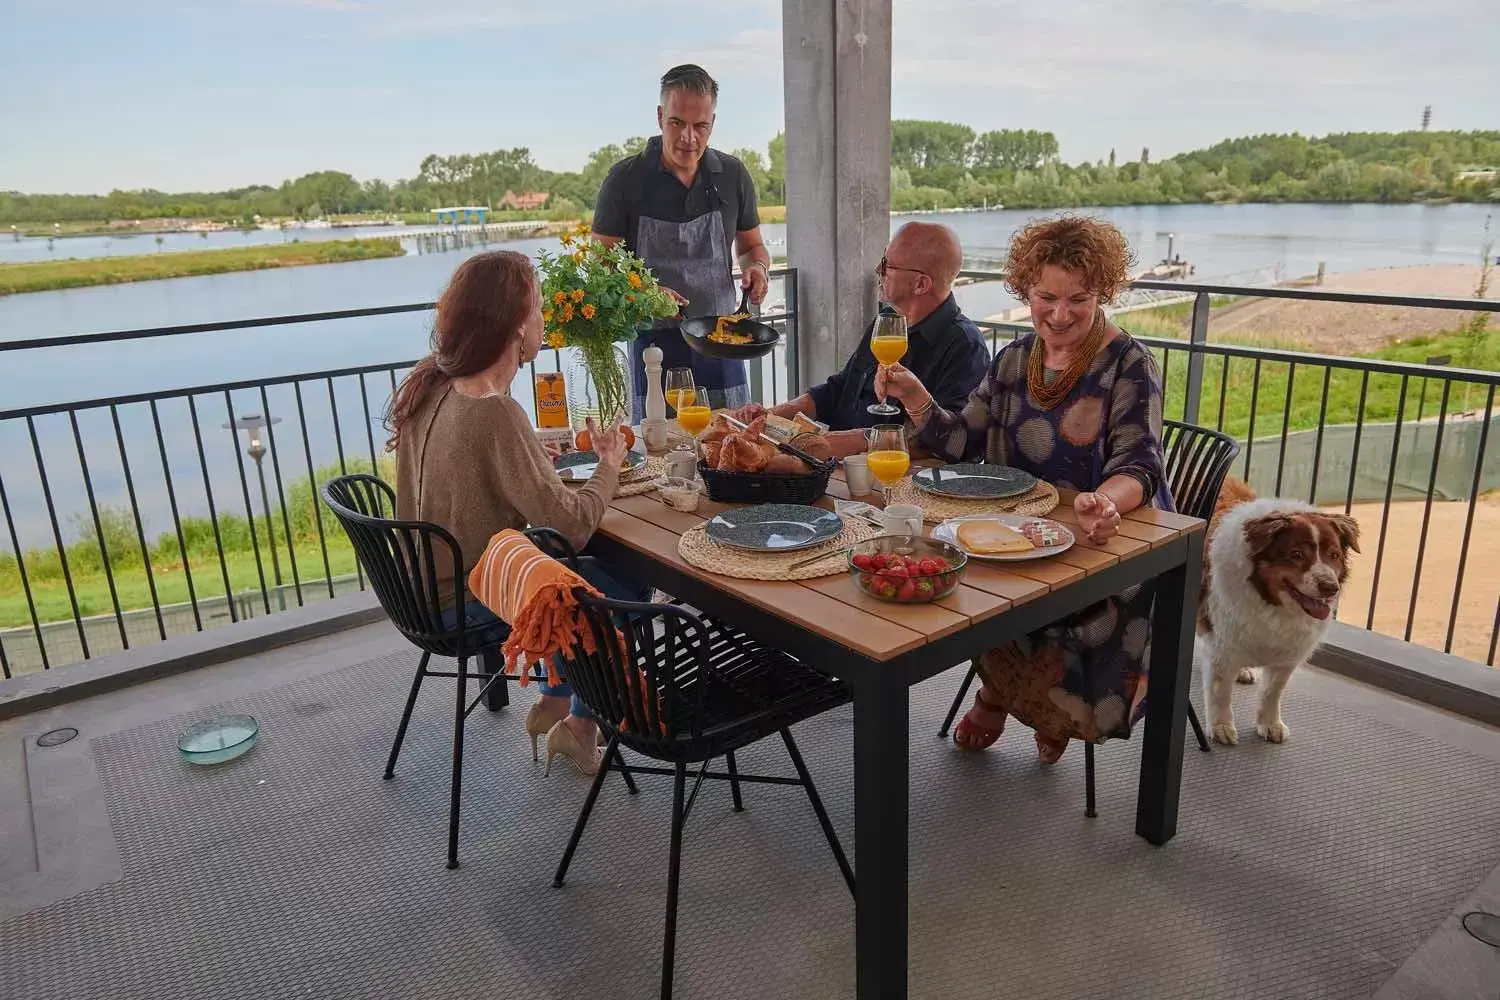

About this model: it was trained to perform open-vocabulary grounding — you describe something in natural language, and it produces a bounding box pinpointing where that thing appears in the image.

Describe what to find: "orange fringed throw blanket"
[466,529,607,687]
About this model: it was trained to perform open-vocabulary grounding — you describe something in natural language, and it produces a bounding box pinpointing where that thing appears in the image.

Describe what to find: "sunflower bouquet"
[536,222,679,424]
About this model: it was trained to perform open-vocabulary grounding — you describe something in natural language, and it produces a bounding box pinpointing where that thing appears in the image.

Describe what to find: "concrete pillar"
[782,0,892,386]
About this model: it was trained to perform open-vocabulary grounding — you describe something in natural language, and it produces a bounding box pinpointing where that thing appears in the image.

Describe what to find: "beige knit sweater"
[394,384,620,607]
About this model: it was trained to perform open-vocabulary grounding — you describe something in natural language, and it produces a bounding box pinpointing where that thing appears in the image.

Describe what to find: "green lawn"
[0,536,361,628]
[0,238,405,295]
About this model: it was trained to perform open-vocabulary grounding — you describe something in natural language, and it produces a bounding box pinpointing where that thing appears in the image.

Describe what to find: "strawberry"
[852,553,872,571]
[916,578,935,596]
[897,579,919,601]
[870,553,887,571]
[918,557,941,576]
[884,564,909,578]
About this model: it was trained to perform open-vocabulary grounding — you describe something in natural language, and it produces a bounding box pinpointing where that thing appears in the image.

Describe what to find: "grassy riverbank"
[0,237,405,295]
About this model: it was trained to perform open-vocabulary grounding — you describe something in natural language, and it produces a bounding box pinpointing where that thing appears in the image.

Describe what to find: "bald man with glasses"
[738,221,990,458]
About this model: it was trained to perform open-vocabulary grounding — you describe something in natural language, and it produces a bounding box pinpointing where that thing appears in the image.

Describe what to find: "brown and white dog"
[1197,479,1360,745]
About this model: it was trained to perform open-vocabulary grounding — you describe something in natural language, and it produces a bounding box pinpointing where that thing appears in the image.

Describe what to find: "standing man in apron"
[591,64,772,421]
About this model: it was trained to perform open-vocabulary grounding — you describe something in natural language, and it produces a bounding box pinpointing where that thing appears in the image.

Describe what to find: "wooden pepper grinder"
[640,344,669,453]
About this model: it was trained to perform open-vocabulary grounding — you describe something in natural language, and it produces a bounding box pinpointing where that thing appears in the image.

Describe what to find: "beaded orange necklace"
[1027,309,1109,411]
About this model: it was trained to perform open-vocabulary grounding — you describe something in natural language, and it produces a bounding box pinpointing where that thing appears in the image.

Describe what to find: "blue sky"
[2,0,1496,194]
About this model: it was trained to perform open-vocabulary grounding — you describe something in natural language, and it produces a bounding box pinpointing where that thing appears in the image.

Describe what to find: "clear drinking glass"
[865,423,910,498]
[664,367,704,451]
[867,312,909,417]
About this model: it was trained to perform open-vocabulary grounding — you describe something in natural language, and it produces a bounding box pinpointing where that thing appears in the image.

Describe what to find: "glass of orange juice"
[867,312,909,417]
[664,367,706,451]
[866,423,910,497]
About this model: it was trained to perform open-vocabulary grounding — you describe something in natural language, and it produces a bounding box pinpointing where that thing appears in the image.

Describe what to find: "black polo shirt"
[592,136,760,254]
[806,295,992,431]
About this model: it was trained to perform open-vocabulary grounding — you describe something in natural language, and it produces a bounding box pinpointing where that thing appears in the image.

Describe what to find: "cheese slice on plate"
[956,520,1034,554]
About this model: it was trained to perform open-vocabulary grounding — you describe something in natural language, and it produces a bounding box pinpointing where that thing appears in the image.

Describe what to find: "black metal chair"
[320,473,574,869]
[933,420,1241,815]
[550,590,855,1000]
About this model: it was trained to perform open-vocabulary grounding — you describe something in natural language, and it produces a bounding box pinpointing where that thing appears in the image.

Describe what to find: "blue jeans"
[449,557,651,719]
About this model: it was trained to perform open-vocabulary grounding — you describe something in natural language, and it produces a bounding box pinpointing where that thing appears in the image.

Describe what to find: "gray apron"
[629,209,750,422]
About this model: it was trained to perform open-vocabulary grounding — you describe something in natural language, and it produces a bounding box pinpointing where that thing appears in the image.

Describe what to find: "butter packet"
[763,413,800,442]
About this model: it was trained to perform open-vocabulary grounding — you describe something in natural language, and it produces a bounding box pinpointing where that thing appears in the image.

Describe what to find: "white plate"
[932,513,1075,562]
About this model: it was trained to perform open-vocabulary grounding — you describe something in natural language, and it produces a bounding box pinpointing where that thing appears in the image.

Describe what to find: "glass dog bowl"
[177,714,259,765]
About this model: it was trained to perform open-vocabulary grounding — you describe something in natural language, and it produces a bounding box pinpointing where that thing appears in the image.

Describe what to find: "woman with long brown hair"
[878,216,1171,763]
[388,250,648,776]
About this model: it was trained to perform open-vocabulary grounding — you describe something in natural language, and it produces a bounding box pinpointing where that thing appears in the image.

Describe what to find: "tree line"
[2,126,1496,226]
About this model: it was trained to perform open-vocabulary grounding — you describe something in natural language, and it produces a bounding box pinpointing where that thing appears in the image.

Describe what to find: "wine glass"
[867,312,909,417]
[866,423,910,498]
[664,367,701,451]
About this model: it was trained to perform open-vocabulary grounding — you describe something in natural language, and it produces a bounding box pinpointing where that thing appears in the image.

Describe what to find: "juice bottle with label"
[534,372,569,428]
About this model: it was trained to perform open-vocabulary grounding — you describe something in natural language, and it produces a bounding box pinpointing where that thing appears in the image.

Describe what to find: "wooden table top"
[596,464,1203,664]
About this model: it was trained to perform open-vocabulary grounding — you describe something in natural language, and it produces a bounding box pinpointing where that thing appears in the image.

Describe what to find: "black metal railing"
[0,269,799,677]
[964,272,1500,666]
[2,267,1497,675]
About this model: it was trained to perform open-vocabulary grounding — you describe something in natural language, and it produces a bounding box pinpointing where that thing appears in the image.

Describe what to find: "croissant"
[719,432,769,473]
[743,415,768,440]
[701,413,735,446]
[701,440,723,467]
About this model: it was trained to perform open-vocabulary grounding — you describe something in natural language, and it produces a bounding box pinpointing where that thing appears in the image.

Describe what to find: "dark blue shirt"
[806,295,991,431]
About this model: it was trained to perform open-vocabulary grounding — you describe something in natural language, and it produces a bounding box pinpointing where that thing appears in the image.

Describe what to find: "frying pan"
[677,287,781,360]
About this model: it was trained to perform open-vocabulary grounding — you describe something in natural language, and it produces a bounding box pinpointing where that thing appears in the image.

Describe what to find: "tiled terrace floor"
[3,621,1499,1000]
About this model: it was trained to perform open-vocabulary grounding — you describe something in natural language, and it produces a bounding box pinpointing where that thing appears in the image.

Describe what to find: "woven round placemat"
[564,455,667,497]
[884,476,1059,522]
[677,516,882,581]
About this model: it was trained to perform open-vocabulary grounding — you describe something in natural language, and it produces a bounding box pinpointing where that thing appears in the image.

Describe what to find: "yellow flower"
[559,232,573,247]
[627,272,643,289]
[625,293,636,303]
[542,308,553,323]
[545,331,566,349]
[562,303,574,321]
[572,249,586,265]
[580,303,596,320]
[574,222,590,236]
[552,291,566,305]
[571,288,585,302]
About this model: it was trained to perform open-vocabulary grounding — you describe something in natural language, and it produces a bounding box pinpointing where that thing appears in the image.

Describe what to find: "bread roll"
[763,453,810,476]
[789,432,834,463]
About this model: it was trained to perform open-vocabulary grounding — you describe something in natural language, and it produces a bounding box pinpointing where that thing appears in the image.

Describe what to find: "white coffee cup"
[876,503,924,536]
[843,454,874,496]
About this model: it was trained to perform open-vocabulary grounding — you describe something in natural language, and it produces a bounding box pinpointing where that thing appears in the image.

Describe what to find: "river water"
[0,202,1493,548]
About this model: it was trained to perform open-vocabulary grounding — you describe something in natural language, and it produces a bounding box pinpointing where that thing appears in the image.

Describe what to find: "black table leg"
[853,672,910,999]
[1135,531,1203,845]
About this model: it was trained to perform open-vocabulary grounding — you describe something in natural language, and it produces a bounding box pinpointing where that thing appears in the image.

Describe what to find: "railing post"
[786,267,800,392]
[1181,292,1210,425]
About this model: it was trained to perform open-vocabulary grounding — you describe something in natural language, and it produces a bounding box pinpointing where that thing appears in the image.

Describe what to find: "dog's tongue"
[1294,591,1332,620]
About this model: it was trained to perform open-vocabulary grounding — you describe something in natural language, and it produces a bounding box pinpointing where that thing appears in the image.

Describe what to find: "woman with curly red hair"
[879,215,1171,763]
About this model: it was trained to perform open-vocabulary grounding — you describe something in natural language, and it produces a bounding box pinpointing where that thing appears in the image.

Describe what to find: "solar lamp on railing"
[224,413,286,610]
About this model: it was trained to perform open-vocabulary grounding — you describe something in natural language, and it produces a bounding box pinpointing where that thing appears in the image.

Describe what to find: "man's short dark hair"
[660,64,718,105]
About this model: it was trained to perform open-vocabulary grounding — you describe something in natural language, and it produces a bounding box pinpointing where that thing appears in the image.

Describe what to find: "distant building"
[496,190,550,211]
[1456,169,1498,182]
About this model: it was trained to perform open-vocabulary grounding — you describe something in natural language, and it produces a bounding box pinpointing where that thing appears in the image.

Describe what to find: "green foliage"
[4,129,1497,232]
[0,238,404,295]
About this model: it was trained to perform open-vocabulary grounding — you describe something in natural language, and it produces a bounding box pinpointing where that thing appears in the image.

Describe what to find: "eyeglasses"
[876,255,928,279]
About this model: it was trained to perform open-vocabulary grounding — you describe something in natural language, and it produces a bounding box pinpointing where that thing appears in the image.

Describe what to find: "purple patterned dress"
[917,330,1171,743]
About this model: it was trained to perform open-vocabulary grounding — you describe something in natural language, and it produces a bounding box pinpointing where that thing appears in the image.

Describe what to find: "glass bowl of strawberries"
[847,535,967,604]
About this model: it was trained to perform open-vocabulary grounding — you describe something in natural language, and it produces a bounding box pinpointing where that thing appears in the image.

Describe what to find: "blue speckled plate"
[705,504,843,553]
[554,450,646,482]
[913,463,1037,500]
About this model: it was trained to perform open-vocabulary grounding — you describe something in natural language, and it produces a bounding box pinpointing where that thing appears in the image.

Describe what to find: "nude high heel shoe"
[525,702,567,762]
[543,720,602,777]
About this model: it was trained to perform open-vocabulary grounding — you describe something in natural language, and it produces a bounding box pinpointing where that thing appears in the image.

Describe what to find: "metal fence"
[965,274,1500,665]
[0,270,798,677]
[2,267,1498,675]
